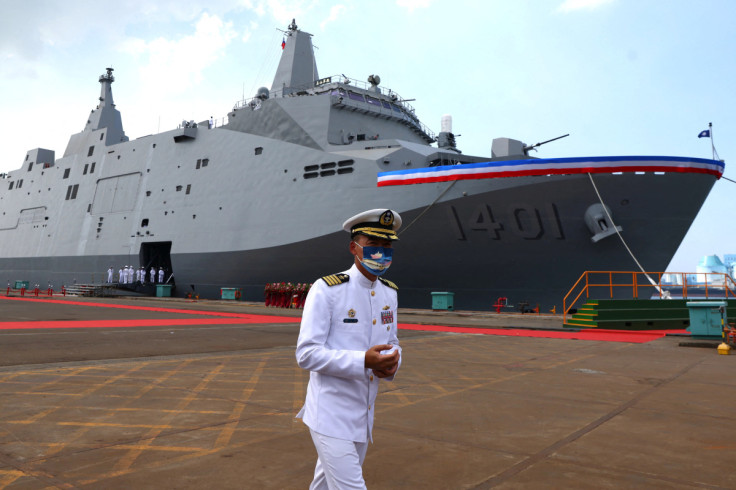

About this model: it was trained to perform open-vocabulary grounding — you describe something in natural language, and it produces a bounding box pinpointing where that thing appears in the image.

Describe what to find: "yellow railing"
[563,271,736,323]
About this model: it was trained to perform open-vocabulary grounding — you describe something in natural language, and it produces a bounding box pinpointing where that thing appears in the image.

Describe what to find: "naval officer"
[296,209,402,489]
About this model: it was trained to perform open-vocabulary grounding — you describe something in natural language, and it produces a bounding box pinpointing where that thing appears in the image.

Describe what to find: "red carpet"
[397,324,686,343]
[0,296,685,342]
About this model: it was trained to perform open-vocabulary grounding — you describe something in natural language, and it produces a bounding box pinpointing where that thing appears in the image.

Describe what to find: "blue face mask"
[354,242,393,276]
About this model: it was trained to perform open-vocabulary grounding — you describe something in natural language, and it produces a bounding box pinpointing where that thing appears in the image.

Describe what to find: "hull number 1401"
[447,203,565,241]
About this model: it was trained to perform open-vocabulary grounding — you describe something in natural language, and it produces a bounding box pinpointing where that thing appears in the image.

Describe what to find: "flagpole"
[709,122,715,160]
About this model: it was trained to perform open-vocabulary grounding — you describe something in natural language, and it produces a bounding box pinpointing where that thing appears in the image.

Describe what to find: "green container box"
[221,288,241,300]
[156,284,172,297]
[431,292,455,311]
[14,281,29,289]
[686,301,726,338]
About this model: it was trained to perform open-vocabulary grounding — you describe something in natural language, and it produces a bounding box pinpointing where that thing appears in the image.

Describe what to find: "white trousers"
[309,429,368,490]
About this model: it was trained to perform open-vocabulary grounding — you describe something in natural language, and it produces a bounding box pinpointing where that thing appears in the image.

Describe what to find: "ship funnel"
[271,19,318,96]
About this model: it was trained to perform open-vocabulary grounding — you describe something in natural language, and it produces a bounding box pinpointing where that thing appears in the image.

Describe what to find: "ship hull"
[1,171,716,311]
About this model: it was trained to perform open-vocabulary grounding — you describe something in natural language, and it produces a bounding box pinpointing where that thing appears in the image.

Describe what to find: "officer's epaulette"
[379,277,398,290]
[321,273,350,287]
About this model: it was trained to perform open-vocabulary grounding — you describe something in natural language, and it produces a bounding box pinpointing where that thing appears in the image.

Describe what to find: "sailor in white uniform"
[296,209,402,489]
[150,267,157,284]
[107,267,113,283]
[158,267,164,283]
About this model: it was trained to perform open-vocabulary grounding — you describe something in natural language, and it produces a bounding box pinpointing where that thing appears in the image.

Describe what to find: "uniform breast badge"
[381,310,393,324]
[344,308,358,323]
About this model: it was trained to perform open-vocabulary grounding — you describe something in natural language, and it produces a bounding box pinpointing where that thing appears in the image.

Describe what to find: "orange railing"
[563,271,736,323]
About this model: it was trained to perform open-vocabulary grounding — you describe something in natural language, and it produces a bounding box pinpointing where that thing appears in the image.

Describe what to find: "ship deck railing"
[231,74,436,142]
[563,271,736,323]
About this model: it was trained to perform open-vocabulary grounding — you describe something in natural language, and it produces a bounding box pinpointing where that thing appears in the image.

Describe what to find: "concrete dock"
[0,295,734,489]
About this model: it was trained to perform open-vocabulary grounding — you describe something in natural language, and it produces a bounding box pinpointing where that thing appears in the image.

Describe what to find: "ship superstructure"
[0,20,721,310]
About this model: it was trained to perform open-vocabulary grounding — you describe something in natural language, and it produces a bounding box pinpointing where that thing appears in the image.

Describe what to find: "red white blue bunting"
[376,156,724,187]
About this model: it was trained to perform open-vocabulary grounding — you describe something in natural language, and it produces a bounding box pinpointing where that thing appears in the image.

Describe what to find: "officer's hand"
[372,363,398,378]
[365,344,399,371]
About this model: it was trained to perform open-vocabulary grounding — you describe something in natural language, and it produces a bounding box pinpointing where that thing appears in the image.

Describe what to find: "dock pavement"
[0,295,734,489]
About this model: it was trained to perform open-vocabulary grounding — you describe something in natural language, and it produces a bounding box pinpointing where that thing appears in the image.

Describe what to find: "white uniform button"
[372,319,376,325]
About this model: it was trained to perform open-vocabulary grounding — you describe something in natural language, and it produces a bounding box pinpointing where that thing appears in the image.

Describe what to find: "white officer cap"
[342,209,402,241]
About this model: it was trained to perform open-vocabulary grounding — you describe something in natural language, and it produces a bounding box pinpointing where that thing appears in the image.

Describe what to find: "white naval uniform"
[150,268,156,283]
[296,263,401,444]
[107,268,113,283]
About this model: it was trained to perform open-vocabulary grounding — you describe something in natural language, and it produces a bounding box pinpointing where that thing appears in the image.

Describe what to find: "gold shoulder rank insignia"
[378,278,398,290]
[322,273,350,287]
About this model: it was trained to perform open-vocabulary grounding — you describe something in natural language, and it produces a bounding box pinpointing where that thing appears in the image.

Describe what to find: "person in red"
[296,209,402,489]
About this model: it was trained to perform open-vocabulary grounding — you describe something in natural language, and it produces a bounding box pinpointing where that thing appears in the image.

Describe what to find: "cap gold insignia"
[379,210,394,226]
[348,308,356,318]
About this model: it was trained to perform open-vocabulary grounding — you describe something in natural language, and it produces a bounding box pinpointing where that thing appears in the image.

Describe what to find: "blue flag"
[698,129,710,138]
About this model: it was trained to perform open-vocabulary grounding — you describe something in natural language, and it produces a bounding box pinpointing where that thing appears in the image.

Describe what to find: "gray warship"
[0,21,722,311]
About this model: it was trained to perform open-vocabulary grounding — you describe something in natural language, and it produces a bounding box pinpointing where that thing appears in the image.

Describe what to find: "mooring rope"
[398,180,457,236]
[587,173,664,294]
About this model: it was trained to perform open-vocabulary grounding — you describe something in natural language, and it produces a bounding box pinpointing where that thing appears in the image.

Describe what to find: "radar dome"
[256,87,270,100]
[368,75,381,86]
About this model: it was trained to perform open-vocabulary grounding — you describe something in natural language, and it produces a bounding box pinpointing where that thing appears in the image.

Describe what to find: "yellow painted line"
[0,470,25,488]
[376,344,604,416]
[410,369,449,394]
[79,430,301,486]
[56,422,174,429]
[215,357,269,448]
[35,359,196,462]
[111,363,225,474]
[108,407,230,415]
[0,391,83,397]
[109,444,204,452]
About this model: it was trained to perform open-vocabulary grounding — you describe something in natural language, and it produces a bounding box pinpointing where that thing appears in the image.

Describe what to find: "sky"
[1,0,734,272]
